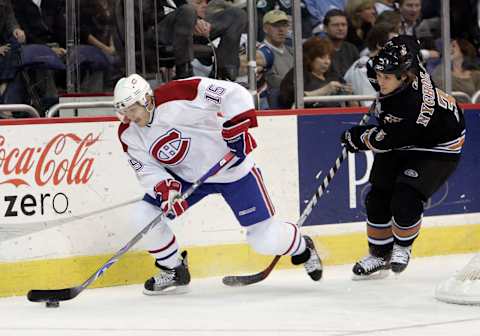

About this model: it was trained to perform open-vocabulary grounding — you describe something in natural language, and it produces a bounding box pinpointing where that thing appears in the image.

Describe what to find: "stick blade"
[222,272,268,287]
[27,288,78,302]
[222,256,281,287]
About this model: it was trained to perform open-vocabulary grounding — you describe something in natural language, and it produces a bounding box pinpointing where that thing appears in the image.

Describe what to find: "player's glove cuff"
[222,118,257,159]
[341,125,377,153]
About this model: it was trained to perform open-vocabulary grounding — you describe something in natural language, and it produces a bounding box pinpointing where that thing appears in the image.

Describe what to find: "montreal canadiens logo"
[150,129,191,166]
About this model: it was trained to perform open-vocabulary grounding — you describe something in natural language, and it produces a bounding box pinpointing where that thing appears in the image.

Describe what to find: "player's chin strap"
[146,95,155,124]
[222,102,378,287]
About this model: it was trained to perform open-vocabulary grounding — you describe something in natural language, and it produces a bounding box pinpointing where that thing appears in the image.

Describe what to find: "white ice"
[2,254,480,336]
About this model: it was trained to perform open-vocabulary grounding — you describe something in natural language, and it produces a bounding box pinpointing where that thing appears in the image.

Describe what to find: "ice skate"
[291,235,323,281]
[352,254,390,280]
[390,244,412,274]
[143,251,191,295]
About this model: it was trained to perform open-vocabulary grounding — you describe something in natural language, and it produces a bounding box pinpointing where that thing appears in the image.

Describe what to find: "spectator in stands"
[119,0,246,81]
[255,0,330,40]
[358,10,401,56]
[0,0,25,44]
[397,0,440,62]
[344,23,397,106]
[192,0,247,80]
[13,0,65,57]
[432,39,480,103]
[374,0,396,15]
[78,0,120,92]
[450,0,480,53]
[259,10,294,93]
[302,0,347,37]
[279,36,352,108]
[0,0,26,112]
[256,0,291,41]
[375,9,402,35]
[345,0,377,51]
[323,9,360,77]
[12,0,66,111]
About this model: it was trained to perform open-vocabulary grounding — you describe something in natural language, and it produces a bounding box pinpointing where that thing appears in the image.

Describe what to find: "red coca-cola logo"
[0,133,99,187]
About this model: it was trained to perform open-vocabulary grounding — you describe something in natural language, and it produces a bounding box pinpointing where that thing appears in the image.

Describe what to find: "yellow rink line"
[1,223,479,297]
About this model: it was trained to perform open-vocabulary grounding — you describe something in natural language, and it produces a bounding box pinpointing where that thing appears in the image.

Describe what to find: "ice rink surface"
[1,253,480,336]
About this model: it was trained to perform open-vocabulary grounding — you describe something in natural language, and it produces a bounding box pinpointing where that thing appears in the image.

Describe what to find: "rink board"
[0,106,479,297]
[297,108,479,225]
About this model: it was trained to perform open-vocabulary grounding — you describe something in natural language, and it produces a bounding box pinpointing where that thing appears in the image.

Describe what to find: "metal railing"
[472,90,480,103]
[303,92,477,105]
[5,89,479,120]
[452,91,472,103]
[0,104,40,118]
[304,94,376,104]
[47,101,114,118]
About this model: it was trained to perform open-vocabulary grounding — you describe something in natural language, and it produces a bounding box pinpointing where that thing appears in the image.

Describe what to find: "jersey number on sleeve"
[205,84,226,105]
[435,88,460,122]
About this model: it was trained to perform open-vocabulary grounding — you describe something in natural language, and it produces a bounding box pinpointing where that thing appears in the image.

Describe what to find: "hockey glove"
[340,125,377,153]
[222,118,257,160]
[154,179,189,219]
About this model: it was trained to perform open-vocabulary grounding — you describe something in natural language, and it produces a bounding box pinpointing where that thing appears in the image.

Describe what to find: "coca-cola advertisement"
[0,121,142,240]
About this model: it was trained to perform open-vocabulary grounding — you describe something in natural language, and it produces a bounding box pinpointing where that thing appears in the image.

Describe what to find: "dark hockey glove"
[340,125,377,153]
[222,118,257,160]
[154,179,189,219]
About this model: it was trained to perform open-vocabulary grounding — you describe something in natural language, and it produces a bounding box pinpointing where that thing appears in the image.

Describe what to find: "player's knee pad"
[246,218,302,256]
[391,183,424,226]
[365,187,393,223]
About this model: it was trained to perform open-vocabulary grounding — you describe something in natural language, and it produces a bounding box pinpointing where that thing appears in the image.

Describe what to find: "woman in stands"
[432,38,480,103]
[279,36,352,108]
[345,0,377,51]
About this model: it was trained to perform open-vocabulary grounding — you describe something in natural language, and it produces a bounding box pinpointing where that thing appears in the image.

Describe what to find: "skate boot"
[143,251,191,295]
[352,253,391,280]
[291,235,323,281]
[390,244,412,273]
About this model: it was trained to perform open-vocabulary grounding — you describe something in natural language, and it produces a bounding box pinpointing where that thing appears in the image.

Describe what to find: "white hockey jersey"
[118,77,257,196]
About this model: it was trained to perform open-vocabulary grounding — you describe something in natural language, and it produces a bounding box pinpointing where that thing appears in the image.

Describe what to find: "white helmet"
[113,74,153,114]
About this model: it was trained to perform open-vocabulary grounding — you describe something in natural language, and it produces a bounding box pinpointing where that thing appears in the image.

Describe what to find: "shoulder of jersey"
[153,77,203,107]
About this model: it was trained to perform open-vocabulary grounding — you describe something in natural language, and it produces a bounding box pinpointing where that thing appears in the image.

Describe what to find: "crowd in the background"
[0,0,479,117]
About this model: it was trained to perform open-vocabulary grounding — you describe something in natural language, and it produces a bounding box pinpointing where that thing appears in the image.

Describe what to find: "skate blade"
[351,269,390,281]
[143,285,190,296]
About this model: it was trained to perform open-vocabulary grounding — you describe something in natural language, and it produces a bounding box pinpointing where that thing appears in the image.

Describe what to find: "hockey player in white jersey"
[114,74,322,295]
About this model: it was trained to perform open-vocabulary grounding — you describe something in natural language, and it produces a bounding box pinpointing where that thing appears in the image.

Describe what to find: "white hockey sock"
[133,201,181,269]
[148,230,180,269]
[292,236,307,256]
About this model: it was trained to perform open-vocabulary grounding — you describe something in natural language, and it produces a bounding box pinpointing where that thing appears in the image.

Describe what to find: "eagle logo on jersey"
[150,129,191,166]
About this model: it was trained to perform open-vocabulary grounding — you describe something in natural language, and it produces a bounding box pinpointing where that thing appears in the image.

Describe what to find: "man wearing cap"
[259,9,294,94]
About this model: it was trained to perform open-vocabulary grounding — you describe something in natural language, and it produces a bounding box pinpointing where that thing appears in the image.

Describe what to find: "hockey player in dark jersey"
[340,35,466,279]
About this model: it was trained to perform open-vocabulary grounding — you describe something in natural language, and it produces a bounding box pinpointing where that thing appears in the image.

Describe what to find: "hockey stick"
[222,110,374,286]
[27,151,236,303]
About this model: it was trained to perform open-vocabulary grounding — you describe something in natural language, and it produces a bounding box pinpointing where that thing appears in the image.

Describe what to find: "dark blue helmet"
[372,35,421,76]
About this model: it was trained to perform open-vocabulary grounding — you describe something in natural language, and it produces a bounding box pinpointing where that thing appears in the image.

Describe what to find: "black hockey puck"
[45,301,60,308]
